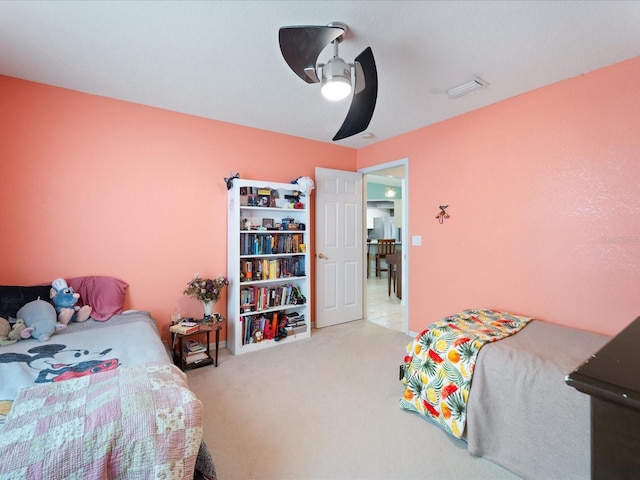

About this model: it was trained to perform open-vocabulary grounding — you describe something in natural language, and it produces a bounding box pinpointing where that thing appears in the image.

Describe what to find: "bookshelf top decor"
[237,176,313,211]
[291,176,315,195]
[239,185,308,210]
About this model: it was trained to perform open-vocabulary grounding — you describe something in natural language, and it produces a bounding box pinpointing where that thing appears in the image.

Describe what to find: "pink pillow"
[67,276,128,321]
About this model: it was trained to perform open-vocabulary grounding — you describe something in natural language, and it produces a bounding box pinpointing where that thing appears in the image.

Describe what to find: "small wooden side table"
[171,321,224,370]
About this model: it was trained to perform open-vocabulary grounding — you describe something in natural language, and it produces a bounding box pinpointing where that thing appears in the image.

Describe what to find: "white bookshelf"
[227,179,311,355]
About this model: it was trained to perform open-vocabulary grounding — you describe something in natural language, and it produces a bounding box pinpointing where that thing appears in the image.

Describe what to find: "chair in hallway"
[367,239,372,278]
[375,239,396,278]
[386,251,402,299]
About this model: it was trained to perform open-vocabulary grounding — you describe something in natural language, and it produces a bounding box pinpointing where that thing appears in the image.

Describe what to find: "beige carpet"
[186,320,520,480]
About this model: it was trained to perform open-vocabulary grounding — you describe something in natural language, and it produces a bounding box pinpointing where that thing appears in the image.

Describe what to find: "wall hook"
[436,205,450,224]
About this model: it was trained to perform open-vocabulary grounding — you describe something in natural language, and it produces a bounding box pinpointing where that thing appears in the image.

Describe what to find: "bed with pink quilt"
[400,308,610,479]
[0,281,215,479]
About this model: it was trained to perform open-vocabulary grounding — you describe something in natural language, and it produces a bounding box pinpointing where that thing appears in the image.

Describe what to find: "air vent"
[447,77,489,98]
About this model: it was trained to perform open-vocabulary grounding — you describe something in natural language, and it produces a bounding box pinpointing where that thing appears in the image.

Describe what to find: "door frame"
[359,157,409,333]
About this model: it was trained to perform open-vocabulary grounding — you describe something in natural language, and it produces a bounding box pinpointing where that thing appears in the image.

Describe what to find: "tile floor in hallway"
[366,275,404,332]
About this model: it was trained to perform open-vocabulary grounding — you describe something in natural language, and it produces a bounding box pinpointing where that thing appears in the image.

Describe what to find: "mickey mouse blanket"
[0,311,170,430]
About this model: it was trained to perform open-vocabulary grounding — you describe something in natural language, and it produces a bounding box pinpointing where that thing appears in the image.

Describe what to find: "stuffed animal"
[50,278,91,324]
[18,299,66,341]
[8,319,27,341]
[291,176,315,195]
[0,317,14,346]
[0,317,9,337]
[0,317,28,345]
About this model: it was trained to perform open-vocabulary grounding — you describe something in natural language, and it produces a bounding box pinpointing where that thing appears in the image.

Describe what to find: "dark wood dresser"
[566,315,640,479]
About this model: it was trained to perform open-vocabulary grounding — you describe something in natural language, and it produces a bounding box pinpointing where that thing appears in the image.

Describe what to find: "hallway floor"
[366,275,404,332]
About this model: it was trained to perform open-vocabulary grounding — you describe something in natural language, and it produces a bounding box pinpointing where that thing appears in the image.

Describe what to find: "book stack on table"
[183,339,209,365]
[285,312,307,335]
[170,321,199,335]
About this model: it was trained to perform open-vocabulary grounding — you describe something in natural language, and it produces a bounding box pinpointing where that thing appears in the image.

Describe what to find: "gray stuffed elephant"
[17,299,66,341]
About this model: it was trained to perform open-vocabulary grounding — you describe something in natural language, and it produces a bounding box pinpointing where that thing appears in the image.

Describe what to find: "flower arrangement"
[184,274,228,303]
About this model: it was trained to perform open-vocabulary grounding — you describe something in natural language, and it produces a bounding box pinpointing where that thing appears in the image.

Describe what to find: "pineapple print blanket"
[400,309,532,438]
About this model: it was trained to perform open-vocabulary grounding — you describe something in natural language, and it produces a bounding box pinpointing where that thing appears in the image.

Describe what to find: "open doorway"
[359,159,408,333]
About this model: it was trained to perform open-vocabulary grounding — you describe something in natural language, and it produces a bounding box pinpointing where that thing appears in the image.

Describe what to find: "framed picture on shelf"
[257,188,272,207]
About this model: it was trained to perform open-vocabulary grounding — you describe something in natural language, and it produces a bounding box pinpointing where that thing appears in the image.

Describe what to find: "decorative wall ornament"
[225,172,240,190]
[436,205,450,224]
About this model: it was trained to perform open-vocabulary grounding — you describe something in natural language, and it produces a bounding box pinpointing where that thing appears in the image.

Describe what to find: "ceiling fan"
[278,22,378,141]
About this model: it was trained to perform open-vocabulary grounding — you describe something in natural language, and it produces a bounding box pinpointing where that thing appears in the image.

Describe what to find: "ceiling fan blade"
[333,47,378,141]
[279,25,344,83]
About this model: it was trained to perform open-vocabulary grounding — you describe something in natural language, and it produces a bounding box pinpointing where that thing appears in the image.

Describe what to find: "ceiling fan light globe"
[321,56,352,101]
[321,77,352,101]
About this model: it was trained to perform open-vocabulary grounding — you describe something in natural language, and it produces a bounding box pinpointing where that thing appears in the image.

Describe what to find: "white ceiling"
[2,1,640,149]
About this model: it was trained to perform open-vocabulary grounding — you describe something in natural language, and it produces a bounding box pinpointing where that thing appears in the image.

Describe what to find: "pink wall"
[2,56,639,342]
[0,76,356,341]
[358,56,640,337]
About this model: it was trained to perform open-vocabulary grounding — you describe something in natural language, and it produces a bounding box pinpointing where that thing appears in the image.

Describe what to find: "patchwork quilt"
[0,362,202,479]
[400,309,532,438]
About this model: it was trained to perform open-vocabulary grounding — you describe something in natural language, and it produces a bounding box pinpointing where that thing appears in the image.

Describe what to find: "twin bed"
[1,284,612,479]
[0,280,215,479]
[401,308,610,479]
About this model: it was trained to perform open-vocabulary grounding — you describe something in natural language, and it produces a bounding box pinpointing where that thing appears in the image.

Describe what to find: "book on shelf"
[185,351,209,364]
[240,233,305,256]
[184,340,207,354]
[285,311,302,322]
[170,321,199,335]
[292,324,307,334]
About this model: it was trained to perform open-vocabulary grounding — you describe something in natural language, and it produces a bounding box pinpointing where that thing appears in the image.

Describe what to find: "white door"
[315,167,364,328]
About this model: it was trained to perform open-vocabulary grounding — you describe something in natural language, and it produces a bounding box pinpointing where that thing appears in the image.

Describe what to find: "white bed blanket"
[0,311,170,429]
[465,320,610,479]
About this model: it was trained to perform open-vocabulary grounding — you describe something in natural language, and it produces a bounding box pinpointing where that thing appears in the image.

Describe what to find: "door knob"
[318,253,328,259]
